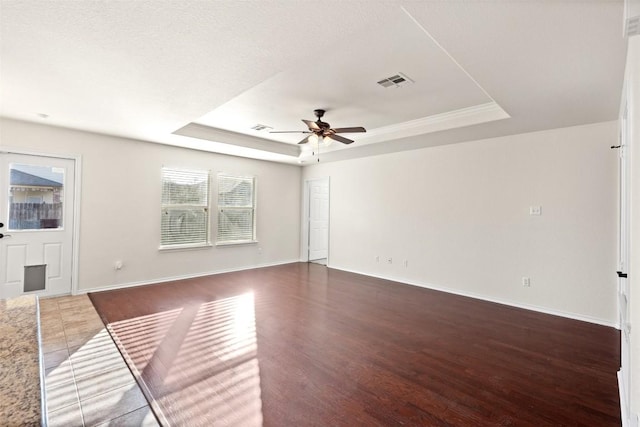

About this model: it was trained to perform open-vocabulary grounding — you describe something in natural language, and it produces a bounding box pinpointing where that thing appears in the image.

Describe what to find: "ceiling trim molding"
[176,102,510,159]
[355,102,510,146]
[174,122,301,158]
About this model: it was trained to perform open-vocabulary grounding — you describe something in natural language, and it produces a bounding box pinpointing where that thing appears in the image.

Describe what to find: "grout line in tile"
[45,295,162,427]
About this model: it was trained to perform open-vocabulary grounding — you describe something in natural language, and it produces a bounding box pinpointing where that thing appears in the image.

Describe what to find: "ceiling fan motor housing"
[313,109,330,130]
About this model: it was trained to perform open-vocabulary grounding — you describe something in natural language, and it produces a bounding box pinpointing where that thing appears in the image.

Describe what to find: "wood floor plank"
[89,262,621,426]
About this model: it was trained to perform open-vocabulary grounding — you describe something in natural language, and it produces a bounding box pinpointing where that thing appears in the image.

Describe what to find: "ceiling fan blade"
[302,119,321,131]
[297,135,311,145]
[332,127,366,133]
[269,130,311,134]
[328,134,354,145]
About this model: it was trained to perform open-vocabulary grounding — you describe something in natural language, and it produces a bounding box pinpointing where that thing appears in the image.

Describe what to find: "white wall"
[625,33,640,425]
[0,118,301,292]
[303,122,618,325]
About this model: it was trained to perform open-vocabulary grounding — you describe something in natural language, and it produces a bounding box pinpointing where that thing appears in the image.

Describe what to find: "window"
[217,174,256,244]
[8,163,64,230]
[160,167,210,248]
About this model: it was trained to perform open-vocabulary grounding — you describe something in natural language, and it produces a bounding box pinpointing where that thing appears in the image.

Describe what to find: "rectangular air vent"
[625,16,640,37]
[251,124,273,132]
[377,73,414,88]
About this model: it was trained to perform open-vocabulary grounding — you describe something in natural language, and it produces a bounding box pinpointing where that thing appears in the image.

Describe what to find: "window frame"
[216,173,257,246]
[159,167,212,251]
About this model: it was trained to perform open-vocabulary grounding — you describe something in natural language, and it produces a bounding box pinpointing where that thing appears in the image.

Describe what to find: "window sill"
[215,240,259,247]
[159,243,213,252]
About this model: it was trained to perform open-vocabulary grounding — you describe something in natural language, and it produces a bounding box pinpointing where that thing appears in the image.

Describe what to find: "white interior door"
[617,105,631,422]
[0,153,75,298]
[308,178,329,261]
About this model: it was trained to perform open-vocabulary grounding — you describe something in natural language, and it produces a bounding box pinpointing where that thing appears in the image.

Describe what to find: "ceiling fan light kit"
[307,134,333,147]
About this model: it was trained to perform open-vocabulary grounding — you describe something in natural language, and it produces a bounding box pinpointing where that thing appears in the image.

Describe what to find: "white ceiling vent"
[624,0,640,37]
[251,124,273,131]
[377,73,414,88]
[625,16,640,37]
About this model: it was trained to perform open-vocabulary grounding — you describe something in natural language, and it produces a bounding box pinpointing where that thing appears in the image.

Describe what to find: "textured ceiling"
[0,1,627,164]
[193,7,496,144]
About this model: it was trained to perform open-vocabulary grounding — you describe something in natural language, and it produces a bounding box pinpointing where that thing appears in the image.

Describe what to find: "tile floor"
[39,295,159,427]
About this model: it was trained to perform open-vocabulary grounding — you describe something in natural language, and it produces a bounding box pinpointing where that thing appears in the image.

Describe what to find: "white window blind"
[160,167,210,248]
[217,174,256,244]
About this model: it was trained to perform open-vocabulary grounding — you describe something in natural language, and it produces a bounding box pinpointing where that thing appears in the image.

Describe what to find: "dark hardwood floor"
[88,263,621,426]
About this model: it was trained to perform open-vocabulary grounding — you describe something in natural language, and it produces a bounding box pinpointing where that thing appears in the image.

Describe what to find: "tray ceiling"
[0,1,627,164]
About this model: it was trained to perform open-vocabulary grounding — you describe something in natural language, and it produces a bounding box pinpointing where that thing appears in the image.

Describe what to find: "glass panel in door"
[8,163,64,230]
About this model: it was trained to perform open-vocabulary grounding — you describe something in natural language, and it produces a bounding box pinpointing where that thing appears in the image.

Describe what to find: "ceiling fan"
[270,109,366,145]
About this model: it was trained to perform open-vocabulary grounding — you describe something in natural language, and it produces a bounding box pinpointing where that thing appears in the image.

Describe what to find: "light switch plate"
[529,206,542,216]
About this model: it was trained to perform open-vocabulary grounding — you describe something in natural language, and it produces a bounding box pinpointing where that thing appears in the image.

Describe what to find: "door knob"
[0,222,3,228]
[0,233,11,239]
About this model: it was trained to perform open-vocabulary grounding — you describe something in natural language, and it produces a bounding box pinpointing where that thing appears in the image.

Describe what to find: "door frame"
[616,96,632,427]
[1,146,82,296]
[301,176,330,264]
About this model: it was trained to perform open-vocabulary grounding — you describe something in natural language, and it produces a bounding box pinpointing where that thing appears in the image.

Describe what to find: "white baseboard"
[81,260,616,328]
[78,259,300,295]
[329,265,618,328]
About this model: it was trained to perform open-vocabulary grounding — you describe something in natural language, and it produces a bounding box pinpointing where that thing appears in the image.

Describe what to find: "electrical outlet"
[114,260,123,271]
[522,277,531,287]
[529,206,542,216]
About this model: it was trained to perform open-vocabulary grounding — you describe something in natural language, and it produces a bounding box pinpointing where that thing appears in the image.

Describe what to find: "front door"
[0,153,75,298]
[308,178,329,262]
